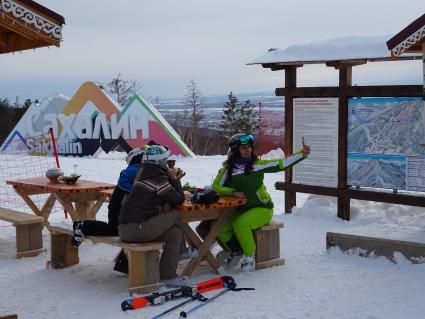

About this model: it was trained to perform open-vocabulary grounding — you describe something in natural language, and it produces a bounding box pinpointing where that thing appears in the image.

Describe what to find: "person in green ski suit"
[212,133,310,271]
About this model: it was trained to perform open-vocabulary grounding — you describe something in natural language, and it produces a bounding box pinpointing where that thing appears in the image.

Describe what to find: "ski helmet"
[142,145,170,168]
[228,133,254,157]
[126,147,145,165]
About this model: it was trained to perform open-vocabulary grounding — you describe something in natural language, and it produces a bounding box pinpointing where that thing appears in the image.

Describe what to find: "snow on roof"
[248,35,420,65]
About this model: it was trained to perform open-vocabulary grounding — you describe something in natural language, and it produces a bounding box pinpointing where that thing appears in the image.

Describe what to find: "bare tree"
[169,109,192,145]
[184,79,204,152]
[107,73,142,106]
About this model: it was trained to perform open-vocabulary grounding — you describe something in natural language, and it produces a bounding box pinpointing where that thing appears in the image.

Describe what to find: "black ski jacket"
[118,163,185,224]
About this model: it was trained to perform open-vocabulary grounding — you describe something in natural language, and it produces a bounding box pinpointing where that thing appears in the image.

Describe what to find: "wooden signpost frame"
[265,62,423,220]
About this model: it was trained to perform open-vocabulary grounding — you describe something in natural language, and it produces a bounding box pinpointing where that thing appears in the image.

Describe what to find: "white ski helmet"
[126,147,145,165]
[142,145,170,168]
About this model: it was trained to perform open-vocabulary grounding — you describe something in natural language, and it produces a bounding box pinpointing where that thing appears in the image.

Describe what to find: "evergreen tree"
[220,93,259,138]
[238,99,259,134]
[220,92,240,138]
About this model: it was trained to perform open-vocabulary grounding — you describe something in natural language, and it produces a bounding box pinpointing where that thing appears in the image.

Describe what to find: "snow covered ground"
[1,152,424,319]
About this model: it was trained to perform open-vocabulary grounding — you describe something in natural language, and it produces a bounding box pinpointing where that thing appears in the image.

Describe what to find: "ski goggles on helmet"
[238,134,253,145]
[229,133,254,149]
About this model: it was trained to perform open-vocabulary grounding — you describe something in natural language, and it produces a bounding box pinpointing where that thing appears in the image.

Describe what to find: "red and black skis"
[121,276,235,311]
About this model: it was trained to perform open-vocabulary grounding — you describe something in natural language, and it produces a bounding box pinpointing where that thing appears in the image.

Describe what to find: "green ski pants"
[218,206,273,256]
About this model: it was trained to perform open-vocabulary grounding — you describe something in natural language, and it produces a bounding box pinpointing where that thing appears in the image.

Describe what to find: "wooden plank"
[127,250,161,291]
[128,282,164,295]
[48,226,163,252]
[275,181,340,196]
[7,177,115,194]
[260,221,284,230]
[29,222,43,251]
[254,228,281,263]
[15,224,31,254]
[13,188,43,216]
[275,182,425,207]
[326,60,367,69]
[50,233,79,268]
[256,258,285,270]
[0,207,44,225]
[181,208,221,223]
[16,248,45,258]
[326,232,425,263]
[54,193,79,221]
[180,223,220,273]
[347,188,425,207]
[87,197,106,219]
[0,315,18,319]
[275,85,422,98]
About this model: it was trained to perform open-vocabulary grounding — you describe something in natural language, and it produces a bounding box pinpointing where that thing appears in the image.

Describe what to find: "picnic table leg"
[86,197,106,220]
[54,193,80,221]
[13,188,43,216]
[181,224,220,274]
[181,207,235,277]
[40,194,56,227]
[75,200,93,220]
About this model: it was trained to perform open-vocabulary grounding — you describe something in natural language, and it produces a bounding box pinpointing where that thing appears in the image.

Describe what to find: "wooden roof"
[0,0,65,54]
[387,13,425,57]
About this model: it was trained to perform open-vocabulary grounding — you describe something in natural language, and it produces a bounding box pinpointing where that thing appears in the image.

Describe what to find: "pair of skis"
[121,276,254,318]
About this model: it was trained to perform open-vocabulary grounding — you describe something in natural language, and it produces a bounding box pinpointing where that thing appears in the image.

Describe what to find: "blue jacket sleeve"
[117,164,140,192]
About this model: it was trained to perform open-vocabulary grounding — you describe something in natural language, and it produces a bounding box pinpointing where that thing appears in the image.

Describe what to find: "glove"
[191,189,219,205]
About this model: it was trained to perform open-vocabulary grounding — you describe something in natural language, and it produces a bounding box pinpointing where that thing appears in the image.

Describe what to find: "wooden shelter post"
[284,65,299,213]
[337,65,352,220]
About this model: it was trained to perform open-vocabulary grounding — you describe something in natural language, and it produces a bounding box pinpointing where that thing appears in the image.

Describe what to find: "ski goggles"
[238,134,253,145]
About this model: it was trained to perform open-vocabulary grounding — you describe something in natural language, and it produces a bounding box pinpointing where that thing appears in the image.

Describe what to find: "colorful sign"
[348,97,424,190]
[1,81,195,157]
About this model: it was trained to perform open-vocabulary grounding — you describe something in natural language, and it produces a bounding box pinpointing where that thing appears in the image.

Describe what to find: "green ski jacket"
[212,150,306,209]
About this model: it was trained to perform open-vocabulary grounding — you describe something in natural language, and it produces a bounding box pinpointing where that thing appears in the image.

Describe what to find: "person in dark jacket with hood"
[118,145,196,287]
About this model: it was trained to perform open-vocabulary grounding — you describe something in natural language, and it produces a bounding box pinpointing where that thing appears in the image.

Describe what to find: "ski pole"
[150,293,207,319]
[179,288,230,318]
[179,280,255,318]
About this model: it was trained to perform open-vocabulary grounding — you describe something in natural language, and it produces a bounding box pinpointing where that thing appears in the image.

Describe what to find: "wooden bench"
[48,226,164,295]
[254,220,285,269]
[0,207,44,258]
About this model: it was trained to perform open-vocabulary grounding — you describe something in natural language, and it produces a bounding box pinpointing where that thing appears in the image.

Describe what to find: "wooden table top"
[99,189,246,211]
[7,177,115,193]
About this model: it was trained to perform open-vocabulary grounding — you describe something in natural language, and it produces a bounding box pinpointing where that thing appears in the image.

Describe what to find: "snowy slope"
[0,153,424,319]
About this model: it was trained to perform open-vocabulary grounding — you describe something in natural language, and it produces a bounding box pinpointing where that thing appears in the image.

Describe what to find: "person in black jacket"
[118,145,195,287]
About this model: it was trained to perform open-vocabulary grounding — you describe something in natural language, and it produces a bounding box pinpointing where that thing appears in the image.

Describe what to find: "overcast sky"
[1,0,424,102]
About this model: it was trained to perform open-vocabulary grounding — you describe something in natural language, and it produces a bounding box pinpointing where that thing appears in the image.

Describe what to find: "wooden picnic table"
[6,177,115,227]
[99,189,247,277]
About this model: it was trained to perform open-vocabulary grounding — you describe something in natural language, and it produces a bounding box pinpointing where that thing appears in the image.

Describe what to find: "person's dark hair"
[130,154,143,165]
[223,149,258,184]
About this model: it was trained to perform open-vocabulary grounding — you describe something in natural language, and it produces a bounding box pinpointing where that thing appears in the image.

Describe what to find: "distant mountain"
[157,91,285,110]
[156,91,284,130]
